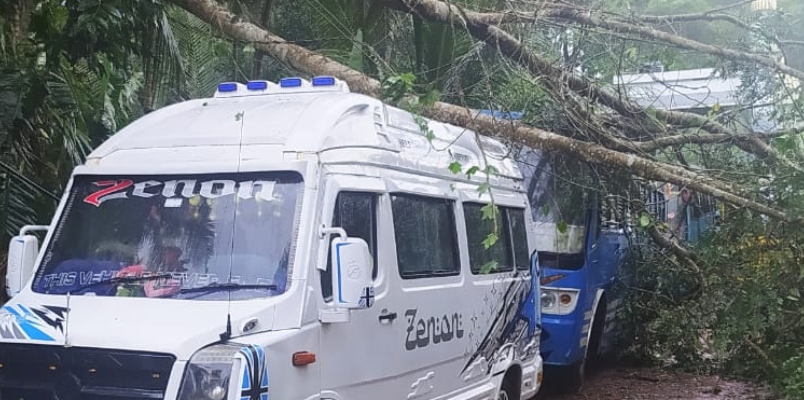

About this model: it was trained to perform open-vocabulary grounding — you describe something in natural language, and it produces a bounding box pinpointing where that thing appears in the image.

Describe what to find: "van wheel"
[497,379,514,400]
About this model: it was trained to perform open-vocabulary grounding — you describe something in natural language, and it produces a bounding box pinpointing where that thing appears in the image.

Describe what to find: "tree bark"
[168,0,791,222]
[2,0,34,52]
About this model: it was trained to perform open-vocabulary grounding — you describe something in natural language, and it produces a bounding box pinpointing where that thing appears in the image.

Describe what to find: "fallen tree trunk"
[168,0,791,222]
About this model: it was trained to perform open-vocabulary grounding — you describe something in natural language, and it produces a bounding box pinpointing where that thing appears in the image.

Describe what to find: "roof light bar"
[280,77,302,88]
[312,76,336,86]
[246,80,269,91]
[217,82,238,93]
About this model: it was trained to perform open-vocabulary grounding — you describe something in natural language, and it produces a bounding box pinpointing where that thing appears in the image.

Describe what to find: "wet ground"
[534,366,774,400]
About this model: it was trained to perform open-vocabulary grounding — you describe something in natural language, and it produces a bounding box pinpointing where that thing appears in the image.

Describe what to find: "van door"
[318,175,401,399]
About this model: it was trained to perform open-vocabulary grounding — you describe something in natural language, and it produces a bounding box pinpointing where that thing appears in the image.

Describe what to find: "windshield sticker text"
[38,270,275,290]
[404,308,464,350]
[83,179,276,207]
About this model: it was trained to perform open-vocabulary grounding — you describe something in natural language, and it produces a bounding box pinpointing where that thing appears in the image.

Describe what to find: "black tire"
[587,299,608,368]
[498,378,515,400]
[555,300,606,395]
[555,356,585,394]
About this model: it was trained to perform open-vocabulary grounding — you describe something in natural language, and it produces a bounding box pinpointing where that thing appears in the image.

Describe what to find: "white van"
[1,77,543,400]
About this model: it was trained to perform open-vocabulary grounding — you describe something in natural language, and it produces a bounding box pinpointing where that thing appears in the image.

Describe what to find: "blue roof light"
[279,77,302,88]
[312,76,336,86]
[217,82,238,93]
[246,81,269,91]
[478,109,524,121]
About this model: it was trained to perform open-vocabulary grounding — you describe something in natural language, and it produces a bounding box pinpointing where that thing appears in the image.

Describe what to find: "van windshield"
[31,171,303,301]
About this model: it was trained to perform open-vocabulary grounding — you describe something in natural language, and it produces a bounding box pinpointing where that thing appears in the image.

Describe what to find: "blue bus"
[477,109,669,392]
[513,147,666,393]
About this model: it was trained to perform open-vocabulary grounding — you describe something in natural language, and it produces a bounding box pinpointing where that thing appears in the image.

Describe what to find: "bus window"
[391,194,460,279]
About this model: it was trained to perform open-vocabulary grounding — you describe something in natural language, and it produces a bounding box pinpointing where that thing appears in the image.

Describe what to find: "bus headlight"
[178,344,242,400]
[540,287,580,315]
[540,292,556,309]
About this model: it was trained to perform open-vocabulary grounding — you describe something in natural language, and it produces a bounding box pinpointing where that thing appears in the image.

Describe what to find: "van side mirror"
[330,236,374,309]
[6,225,49,298]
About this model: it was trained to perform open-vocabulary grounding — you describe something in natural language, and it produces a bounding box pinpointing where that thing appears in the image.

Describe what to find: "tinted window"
[321,192,377,301]
[463,203,513,274]
[391,194,459,279]
[507,208,530,270]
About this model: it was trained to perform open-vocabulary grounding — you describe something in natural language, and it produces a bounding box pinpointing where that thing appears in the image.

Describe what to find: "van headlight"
[540,287,580,315]
[178,344,242,400]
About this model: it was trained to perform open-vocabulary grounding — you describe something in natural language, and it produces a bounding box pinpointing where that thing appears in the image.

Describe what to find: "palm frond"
[0,161,58,238]
[168,6,231,99]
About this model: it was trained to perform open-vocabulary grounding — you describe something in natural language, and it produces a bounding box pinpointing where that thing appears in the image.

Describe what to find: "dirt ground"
[534,366,775,400]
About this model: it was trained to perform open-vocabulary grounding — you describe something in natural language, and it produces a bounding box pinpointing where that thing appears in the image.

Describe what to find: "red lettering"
[83,180,133,207]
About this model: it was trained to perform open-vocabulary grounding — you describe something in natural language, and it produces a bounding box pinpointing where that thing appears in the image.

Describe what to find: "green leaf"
[235,111,244,121]
[466,166,480,179]
[482,232,499,249]
[481,203,497,220]
[639,213,651,228]
[479,260,499,274]
[448,161,462,174]
[421,89,440,106]
[541,204,550,217]
[557,220,568,234]
[477,182,490,194]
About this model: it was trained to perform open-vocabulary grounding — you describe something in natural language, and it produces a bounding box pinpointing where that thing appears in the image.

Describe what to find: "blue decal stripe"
[17,323,53,341]
[4,306,21,318]
[240,345,268,400]
[335,242,349,304]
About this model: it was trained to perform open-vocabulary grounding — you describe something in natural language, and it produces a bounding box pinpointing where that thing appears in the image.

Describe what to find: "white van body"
[0,78,543,400]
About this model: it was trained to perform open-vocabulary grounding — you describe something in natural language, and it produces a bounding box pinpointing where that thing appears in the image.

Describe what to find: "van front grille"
[0,343,175,400]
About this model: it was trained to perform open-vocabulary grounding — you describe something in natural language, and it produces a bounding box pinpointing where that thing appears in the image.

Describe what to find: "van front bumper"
[520,354,544,399]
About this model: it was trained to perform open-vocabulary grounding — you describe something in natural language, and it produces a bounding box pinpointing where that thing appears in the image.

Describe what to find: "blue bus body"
[512,146,664,392]
[536,208,629,367]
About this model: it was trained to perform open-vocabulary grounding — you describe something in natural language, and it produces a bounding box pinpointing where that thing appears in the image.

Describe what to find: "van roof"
[84,77,523,182]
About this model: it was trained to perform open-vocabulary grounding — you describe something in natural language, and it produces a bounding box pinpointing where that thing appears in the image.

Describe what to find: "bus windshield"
[31,171,303,301]
[516,148,592,269]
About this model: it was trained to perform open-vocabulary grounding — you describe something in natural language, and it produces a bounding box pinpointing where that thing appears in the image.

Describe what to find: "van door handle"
[379,310,397,323]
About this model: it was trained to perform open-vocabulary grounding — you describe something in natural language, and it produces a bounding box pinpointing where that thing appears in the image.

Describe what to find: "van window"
[391,194,460,279]
[321,192,377,301]
[463,203,514,274]
[507,208,531,270]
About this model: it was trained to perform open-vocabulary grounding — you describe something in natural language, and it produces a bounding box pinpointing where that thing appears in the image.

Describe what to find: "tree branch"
[542,6,804,82]
[384,0,798,167]
[168,0,791,222]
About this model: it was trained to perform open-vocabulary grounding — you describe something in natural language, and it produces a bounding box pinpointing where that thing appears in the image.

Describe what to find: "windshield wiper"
[67,273,176,294]
[156,282,278,299]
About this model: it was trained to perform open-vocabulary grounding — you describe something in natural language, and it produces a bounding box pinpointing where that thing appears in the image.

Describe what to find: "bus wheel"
[556,356,585,394]
[557,300,605,394]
